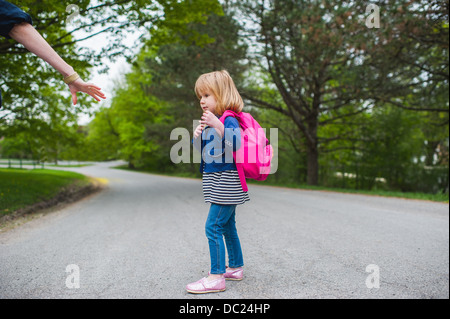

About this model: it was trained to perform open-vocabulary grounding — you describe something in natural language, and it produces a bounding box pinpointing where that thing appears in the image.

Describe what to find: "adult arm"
[9,22,105,105]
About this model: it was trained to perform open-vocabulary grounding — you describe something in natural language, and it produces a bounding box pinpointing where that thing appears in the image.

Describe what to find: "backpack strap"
[219,111,248,193]
[219,110,238,123]
[236,163,248,192]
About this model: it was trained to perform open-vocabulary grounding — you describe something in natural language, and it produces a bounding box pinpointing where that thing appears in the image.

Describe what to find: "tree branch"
[379,97,449,113]
[319,105,371,126]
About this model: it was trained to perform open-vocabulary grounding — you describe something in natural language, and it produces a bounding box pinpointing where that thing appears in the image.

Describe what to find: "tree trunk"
[307,146,319,186]
[128,156,135,169]
[305,111,320,186]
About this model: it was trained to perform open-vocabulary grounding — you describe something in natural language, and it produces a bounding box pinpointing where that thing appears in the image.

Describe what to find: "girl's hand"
[201,110,223,129]
[200,111,218,128]
[201,111,225,138]
[194,123,203,139]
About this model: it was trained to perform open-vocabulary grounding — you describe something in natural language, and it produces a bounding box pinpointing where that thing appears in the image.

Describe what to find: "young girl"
[186,70,249,294]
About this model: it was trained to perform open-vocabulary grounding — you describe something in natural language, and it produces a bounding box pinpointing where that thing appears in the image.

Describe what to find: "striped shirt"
[203,170,250,205]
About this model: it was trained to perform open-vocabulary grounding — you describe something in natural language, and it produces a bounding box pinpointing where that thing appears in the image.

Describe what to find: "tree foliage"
[0,0,222,163]
[85,4,246,171]
[234,0,448,185]
[0,0,222,126]
[1,0,448,195]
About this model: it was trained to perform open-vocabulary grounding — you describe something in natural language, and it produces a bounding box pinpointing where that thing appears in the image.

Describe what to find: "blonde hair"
[195,70,244,116]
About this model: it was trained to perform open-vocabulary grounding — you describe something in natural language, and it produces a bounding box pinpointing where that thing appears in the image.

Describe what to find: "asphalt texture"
[0,161,448,299]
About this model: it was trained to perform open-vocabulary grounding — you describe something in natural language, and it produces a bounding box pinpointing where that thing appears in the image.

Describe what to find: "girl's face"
[199,92,217,114]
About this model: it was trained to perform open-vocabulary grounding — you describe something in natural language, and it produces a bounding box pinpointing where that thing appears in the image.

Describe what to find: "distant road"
[0,161,448,299]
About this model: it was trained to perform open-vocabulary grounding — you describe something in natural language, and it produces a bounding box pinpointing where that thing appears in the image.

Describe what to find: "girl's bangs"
[195,75,214,98]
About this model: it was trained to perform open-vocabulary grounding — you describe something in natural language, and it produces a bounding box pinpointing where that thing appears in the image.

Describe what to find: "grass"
[0,168,90,215]
[114,165,449,203]
[254,179,449,203]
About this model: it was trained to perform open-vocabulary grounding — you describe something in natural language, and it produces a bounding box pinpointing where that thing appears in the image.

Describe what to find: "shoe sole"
[186,288,226,294]
[225,278,243,281]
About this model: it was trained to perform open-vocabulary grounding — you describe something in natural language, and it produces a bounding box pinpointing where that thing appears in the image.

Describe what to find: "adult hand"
[68,78,106,105]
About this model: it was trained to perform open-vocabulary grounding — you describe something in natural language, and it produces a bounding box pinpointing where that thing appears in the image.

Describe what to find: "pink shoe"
[224,267,243,281]
[186,277,226,294]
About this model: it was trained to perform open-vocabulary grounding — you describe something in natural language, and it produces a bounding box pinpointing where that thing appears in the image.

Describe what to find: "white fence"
[0,159,93,169]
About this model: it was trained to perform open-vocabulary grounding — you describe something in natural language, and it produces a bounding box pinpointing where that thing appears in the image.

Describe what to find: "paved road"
[0,161,448,299]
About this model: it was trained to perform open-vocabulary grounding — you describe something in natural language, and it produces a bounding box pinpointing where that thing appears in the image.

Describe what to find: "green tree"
[84,106,121,161]
[236,0,449,186]
[358,106,424,191]
[0,83,84,163]
[87,6,248,171]
[0,0,223,126]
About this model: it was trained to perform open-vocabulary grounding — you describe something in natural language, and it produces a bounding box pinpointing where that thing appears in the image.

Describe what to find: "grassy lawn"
[0,168,90,215]
[114,165,449,203]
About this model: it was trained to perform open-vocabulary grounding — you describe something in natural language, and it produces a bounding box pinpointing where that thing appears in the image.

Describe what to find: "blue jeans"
[205,204,244,275]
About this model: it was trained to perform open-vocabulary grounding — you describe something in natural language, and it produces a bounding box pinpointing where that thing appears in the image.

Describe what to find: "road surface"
[0,161,448,299]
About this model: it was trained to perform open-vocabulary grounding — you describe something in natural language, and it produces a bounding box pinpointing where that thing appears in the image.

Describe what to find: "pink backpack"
[220,110,274,192]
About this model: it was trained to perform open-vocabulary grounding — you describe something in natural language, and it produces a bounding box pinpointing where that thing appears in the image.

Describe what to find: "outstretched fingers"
[86,84,106,101]
[69,79,106,105]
